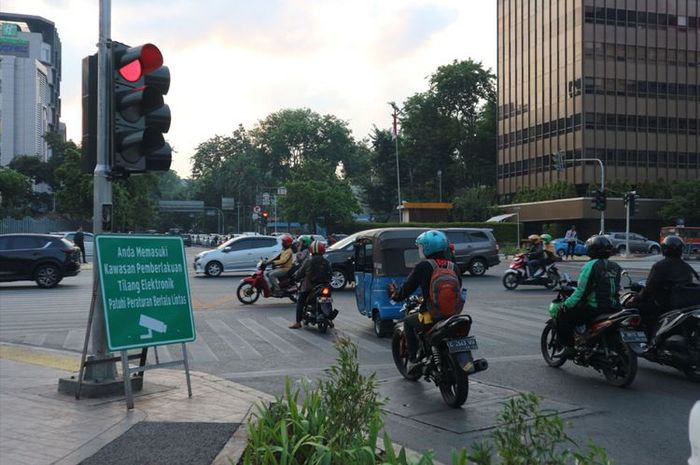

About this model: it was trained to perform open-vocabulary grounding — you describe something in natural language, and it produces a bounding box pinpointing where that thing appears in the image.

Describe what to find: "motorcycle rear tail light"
[624,316,641,327]
[321,287,331,297]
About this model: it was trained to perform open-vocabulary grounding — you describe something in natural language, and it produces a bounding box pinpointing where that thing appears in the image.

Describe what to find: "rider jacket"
[393,256,462,314]
[271,248,293,270]
[564,258,622,311]
[527,242,545,261]
[632,256,695,310]
[293,255,331,292]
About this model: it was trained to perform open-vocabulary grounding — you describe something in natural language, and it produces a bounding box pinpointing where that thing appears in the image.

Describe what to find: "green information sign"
[96,234,196,351]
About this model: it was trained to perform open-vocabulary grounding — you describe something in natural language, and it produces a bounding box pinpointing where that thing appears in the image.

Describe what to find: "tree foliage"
[0,168,33,218]
[659,180,700,225]
[452,186,498,222]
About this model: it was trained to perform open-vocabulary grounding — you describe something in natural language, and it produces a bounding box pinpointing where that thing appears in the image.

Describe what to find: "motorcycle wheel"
[439,353,470,408]
[545,271,560,290]
[288,293,298,303]
[318,322,328,334]
[502,273,519,290]
[602,334,638,388]
[236,282,260,304]
[391,330,421,381]
[541,320,567,367]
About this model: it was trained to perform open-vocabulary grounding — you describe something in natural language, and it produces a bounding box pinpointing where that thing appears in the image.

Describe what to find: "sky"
[3,0,497,178]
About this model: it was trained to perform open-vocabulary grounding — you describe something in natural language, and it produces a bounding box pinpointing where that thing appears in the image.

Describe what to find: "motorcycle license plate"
[318,297,332,303]
[620,330,647,343]
[447,337,478,353]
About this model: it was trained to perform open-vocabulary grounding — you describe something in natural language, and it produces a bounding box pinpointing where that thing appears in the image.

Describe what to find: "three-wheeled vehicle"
[354,228,427,337]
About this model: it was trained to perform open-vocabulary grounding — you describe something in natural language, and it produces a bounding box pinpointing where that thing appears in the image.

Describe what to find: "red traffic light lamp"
[111,41,172,176]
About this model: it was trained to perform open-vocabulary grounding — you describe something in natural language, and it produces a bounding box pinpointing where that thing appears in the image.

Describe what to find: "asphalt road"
[1,248,698,465]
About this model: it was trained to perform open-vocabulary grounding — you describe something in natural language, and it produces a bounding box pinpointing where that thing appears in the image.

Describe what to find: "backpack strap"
[427,259,437,270]
[692,267,700,283]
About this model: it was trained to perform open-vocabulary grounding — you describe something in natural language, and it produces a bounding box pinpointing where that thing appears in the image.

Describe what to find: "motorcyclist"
[267,234,294,293]
[540,233,558,266]
[388,230,462,372]
[289,240,332,329]
[625,235,698,331]
[284,235,312,280]
[526,234,546,277]
[556,235,622,352]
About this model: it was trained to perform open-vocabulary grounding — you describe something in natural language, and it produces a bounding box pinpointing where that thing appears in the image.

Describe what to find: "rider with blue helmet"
[389,230,462,372]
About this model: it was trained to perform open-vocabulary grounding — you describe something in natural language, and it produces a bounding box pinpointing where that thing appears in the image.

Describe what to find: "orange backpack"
[426,259,463,321]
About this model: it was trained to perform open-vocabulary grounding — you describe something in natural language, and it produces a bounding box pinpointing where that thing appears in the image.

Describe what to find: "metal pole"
[273,196,278,234]
[390,103,402,222]
[438,170,442,202]
[87,0,116,381]
[516,211,520,249]
[237,202,240,234]
[625,194,630,257]
[599,159,605,234]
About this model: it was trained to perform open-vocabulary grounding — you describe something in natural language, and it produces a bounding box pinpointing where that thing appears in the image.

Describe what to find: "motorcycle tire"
[391,330,421,381]
[502,273,520,290]
[318,322,328,334]
[236,282,261,305]
[541,320,567,367]
[288,293,298,303]
[683,325,700,382]
[439,352,470,408]
[545,271,560,290]
[602,333,638,388]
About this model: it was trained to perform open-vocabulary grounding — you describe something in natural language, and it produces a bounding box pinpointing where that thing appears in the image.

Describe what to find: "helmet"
[299,235,312,249]
[280,234,293,248]
[540,234,553,244]
[528,234,541,244]
[416,230,448,257]
[310,241,326,255]
[661,235,684,258]
[585,235,614,259]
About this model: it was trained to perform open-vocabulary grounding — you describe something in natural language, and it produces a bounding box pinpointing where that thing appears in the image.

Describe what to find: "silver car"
[442,228,501,276]
[194,235,282,277]
[603,232,661,255]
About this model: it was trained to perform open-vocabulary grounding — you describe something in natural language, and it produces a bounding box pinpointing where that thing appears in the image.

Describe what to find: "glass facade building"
[497,0,699,198]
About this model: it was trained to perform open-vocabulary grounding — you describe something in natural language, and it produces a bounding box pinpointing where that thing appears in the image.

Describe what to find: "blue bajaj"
[353,228,427,337]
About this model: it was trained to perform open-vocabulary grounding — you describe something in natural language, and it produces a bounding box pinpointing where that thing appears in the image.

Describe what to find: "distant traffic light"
[624,191,639,216]
[111,41,171,176]
[551,151,565,172]
[591,188,607,211]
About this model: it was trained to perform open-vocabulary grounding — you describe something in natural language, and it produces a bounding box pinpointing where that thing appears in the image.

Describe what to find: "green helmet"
[299,235,312,249]
[540,233,553,244]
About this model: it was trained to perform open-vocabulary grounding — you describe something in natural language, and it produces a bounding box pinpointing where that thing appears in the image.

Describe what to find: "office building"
[497,0,698,199]
[0,13,62,166]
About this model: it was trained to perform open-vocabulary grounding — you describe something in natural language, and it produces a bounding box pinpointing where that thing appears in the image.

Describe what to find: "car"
[309,234,327,245]
[603,232,661,255]
[50,231,95,257]
[194,235,282,277]
[442,228,501,276]
[324,232,361,290]
[690,401,700,465]
[553,237,587,257]
[0,233,81,288]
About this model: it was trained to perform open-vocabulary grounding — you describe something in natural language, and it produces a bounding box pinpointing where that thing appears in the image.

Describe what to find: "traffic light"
[111,41,171,176]
[591,188,607,211]
[261,211,269,226]
[551,151,565,172]
[624,191,639,216]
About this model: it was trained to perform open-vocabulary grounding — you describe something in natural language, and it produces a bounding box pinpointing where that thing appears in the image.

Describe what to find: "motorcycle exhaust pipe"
[473,358,489,373]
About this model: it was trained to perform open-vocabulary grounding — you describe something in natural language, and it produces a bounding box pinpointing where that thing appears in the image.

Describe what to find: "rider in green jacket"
[557,235,622,348]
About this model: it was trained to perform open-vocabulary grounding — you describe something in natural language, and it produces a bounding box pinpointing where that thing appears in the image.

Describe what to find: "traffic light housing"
[111,41,171,176]
[624,191,639,216]
[261,211,269,226]
[591,188,607,211]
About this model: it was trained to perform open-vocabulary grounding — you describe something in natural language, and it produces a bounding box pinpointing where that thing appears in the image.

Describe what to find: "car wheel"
[468,258,487,276]
[373,315,393,338]
[617,245,626,255]
[204,261,223,277]
[35,264,62,288]
[556,249,566,258]
[649,246,660,255]
[330,269,347,290]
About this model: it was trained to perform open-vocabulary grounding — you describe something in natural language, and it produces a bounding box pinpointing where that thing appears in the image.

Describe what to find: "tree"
[357,128,400,220]
[54,141,93,220]
[453,186,498,222]
[659,180,700,225]
[280,159,360,232]
[0,168,33,218]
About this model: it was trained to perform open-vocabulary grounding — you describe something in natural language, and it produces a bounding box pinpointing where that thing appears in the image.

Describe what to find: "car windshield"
[327,233,357,251]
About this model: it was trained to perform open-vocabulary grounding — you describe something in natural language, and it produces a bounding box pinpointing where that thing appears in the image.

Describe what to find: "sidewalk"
[0,343,272,465]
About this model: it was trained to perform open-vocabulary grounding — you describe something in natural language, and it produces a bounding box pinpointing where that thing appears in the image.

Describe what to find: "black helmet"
[586,235,614,259]
[661,235,684,258]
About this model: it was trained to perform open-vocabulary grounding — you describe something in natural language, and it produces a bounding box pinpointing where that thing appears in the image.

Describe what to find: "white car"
[194,235,282,277]
[51,231,94,257]
[691,401,700,465]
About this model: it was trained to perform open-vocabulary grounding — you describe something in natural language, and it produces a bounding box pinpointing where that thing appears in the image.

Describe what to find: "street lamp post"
[514,207,521,249]
[389,102,402,222]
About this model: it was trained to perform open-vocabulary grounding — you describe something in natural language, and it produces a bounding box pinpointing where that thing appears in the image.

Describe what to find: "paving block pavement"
[0,343,273,465]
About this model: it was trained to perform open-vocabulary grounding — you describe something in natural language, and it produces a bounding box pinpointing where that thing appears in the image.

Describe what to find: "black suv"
[0,234,81,288]
[325,233,359,290]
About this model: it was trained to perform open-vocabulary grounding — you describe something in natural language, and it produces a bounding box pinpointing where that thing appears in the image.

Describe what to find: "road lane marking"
[0,344,79,371]
[206,319,262,360]
[238,318,303,355]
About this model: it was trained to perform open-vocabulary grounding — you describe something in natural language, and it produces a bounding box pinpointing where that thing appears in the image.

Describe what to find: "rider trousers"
[295,291,310,323]
[556,305,608,346]
[404,312,423,361]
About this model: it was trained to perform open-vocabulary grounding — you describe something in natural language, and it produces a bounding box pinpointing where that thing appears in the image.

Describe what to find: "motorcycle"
[620,271,700,382]
[541,277,645,387]
[503,253,560,290]
[236,260,298,304]
[301,284,339,333]
[391,296,488,408]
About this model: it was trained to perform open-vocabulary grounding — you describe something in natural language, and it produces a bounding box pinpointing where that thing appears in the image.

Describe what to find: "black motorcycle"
[541,277,645,387]
[391,296,488,408]
[301,284,339,333]
[620,272,700,382]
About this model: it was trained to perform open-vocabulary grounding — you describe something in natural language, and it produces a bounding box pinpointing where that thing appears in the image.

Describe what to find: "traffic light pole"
[624,195,631,257]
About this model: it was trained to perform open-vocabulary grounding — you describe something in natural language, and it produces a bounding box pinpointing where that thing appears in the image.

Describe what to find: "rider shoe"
[289,322,302,329]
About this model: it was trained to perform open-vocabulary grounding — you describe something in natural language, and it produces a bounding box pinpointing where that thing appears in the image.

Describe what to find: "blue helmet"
[416,230,448,257]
